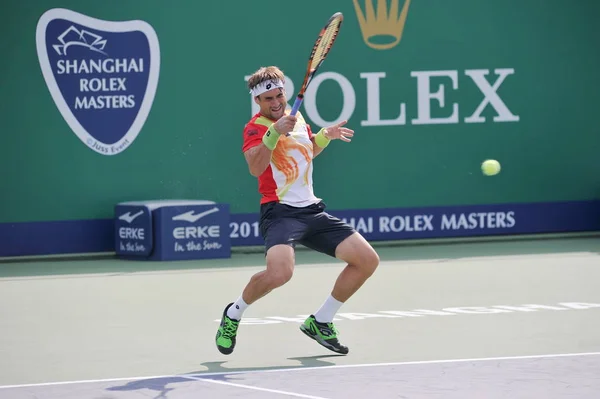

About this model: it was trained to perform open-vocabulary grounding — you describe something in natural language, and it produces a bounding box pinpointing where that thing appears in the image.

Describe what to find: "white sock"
[313,295,344,323]
[226,296,248,320]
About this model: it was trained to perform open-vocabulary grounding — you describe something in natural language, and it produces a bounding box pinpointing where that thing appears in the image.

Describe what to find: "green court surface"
[1,236,599,398]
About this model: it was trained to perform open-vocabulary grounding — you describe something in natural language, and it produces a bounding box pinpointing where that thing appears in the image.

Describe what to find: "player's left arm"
[310,120,354,158]
[310,124,326,158]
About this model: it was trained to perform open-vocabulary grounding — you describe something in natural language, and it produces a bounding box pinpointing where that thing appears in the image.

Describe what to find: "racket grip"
[290,96,303,116]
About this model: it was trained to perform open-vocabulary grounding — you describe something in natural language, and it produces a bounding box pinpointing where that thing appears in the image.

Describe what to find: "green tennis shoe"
[300,315,349,355]
[215,303,240,355]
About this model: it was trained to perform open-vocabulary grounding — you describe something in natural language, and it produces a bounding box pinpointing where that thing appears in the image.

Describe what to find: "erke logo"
[172,207,221,239]
[35,8,160,155]
[353,0,411,50]
[118,210,143,224]
[118,210,145,239]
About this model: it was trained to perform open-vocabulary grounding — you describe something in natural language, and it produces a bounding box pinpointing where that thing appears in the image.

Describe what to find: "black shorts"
[259,201,356,258]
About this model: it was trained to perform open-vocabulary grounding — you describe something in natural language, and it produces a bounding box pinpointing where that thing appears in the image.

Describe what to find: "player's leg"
[329,231,379,302]
[298,204,379,354]
[302,206,379,305]
[239,244,295,306]
[236,203,308,307]
[215,244,295,355]
[215,202,305,355]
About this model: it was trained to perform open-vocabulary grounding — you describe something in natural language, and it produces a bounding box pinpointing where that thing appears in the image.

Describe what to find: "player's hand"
[324,120,354,142]
[273,115,297,136]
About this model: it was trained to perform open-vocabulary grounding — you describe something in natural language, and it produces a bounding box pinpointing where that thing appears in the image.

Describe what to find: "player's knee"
[269,268,293,288]
[336,234,380,277]
[265,244,295,288]
[361,249,380,277]
[265,260,294,288]
[349,245,379,278]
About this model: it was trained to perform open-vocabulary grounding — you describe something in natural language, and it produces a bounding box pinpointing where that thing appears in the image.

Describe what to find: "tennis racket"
[290,12,344,117]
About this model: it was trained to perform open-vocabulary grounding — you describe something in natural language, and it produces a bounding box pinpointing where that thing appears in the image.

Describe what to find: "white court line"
[188,376,329,399]
[190,351,600,377]
[1,351,600,390]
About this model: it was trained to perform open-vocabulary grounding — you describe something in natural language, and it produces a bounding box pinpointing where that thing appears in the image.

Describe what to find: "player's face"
[256,88,287,120]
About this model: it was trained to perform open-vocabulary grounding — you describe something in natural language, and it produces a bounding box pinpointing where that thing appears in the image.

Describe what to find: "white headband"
[250,79,284,97]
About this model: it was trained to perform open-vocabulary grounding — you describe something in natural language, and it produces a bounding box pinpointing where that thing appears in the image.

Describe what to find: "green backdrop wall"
[2,0,599,226]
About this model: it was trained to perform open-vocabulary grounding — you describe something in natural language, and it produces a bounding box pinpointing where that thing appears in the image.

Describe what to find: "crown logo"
[353,0,411,50]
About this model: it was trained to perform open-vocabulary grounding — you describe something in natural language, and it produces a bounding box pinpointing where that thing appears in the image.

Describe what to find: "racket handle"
[290,96,303,116]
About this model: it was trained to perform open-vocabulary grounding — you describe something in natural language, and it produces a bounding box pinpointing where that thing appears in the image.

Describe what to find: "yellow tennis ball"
[481,159,501,176]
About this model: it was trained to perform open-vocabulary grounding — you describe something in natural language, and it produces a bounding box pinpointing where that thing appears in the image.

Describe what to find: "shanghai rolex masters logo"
[36,8,160,155]
[353,0,411,50]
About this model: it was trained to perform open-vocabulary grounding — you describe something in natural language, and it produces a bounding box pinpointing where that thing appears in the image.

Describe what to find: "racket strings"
[310,20,341,68]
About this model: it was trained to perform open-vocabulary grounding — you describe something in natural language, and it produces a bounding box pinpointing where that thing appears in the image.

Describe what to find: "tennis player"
[215,66,380,355]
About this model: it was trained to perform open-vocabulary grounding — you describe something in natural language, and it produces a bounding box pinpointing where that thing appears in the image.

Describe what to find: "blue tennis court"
[1,238,599,398]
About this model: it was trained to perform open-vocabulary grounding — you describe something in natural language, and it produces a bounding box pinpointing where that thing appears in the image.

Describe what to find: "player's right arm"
[244,144,272,177]
[242,116,296,177]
